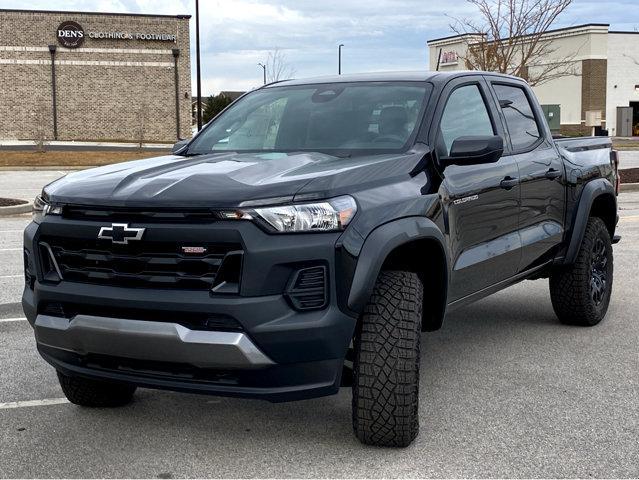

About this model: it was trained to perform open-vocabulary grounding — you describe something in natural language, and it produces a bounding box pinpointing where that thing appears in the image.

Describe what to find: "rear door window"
[493,84,542,151]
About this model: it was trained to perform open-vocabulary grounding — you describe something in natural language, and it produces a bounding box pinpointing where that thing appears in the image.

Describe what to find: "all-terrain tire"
[57,372,136,407]
[352,270,423,447]
[550,216,613,326]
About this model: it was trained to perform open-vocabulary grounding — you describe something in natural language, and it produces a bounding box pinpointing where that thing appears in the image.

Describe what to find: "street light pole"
[338,44,344,75]
[48,45,58,140]
[195,0,202,131]
[258,62,266,85]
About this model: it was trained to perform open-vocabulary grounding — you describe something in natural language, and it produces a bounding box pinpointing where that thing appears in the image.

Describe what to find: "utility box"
[616,106,633,137]
[586,110,603,127]
[541,104,561,132]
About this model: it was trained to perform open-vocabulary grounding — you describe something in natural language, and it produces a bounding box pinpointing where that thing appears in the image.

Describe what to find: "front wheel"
[550,216,614,326]
[57,372,136,407]
[352,270,423,447]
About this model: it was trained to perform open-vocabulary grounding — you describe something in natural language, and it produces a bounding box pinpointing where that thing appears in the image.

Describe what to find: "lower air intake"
[286,265,328,310]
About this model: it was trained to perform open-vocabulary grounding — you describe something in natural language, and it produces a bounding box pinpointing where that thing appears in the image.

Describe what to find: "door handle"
[545,168,562,180]
[500,176,519,190]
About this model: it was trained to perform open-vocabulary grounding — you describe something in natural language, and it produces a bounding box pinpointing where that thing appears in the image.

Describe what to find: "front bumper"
[35,314,274,369]
[22,217,358,402]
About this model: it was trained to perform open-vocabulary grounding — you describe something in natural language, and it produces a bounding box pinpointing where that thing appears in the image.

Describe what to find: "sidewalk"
[619,151,639,170]
[0,170,72,201]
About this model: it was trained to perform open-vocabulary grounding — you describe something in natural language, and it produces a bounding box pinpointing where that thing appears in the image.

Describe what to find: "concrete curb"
[0,140,174,149]
[0,166,88,171]
[0,201,32,216]
[621,183,639,193]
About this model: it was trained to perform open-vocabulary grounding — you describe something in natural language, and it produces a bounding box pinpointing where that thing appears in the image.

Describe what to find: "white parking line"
[0,248,22,252]
[0,275,22,279]
[0,398,69,410]
[0,230,24,234]
[0,317,26,323]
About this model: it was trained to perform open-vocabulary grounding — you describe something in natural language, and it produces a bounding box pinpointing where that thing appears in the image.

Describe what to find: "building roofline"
[0,8,191,19]
[609,30,639,35]
[428,23,610,45]
[427,32,484,44]
[534,22,609,37]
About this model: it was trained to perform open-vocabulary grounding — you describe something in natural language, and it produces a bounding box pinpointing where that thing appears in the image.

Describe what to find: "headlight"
[32,194,62,223]
[249,195,357,233]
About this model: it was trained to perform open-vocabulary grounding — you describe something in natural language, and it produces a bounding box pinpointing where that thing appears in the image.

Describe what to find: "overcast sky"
[2,0,638,95]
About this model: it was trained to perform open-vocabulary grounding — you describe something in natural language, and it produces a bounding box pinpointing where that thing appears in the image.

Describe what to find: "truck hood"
[43,149,427,208]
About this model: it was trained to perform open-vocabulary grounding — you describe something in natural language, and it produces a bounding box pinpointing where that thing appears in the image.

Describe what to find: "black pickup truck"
[23,71,620,447]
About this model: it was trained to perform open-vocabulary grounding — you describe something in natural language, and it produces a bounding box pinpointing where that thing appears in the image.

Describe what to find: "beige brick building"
[0,8,192,143]
[427,24,639,136]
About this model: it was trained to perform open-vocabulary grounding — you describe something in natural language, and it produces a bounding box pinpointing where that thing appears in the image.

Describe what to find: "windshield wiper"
[180,149,353,159]
[179,150,241,158]
[176,151,205,157]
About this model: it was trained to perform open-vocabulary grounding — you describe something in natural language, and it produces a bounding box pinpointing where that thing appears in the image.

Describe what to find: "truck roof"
[267,70,523,87]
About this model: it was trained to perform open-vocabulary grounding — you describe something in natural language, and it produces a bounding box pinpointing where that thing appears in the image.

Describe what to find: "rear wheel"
[352,270,422,447]
[57,372,136,407]
[550,216,613,326]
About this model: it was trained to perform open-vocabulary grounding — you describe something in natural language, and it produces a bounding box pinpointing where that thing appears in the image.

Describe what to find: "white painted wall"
[427,25,612,128]
[531,61,583,125]
[606,33,639,136]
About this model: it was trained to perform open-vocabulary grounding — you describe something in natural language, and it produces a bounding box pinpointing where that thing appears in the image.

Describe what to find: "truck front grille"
[39,236,242,290]
[63,206,218,224]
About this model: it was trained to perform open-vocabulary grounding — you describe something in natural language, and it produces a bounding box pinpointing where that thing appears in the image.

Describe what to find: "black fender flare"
[563,178,616,265]
[347,216,449,314]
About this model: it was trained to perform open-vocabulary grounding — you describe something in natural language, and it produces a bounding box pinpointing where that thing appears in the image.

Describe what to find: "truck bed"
[554,136,613,152]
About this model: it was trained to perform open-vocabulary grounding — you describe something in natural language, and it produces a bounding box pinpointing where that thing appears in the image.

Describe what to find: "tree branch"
[450,0,574,85]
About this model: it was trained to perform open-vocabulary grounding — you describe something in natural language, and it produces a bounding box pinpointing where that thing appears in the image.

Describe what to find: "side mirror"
[171,139,189,154]
[443,135,504,166]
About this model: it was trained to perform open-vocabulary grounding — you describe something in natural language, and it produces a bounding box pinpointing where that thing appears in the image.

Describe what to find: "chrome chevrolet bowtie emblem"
[97,223,145,245]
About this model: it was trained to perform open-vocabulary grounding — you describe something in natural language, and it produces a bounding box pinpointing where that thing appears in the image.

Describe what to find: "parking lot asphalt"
[0,170,638,478]
[0,170,69,202]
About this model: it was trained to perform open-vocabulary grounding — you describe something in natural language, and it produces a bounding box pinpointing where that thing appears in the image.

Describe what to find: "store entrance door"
[630,102,639,136]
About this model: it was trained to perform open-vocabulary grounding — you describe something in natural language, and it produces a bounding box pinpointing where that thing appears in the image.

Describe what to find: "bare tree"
[623,53,639,67]
[450,0,579,86]
[266,49,296,83]
[136,100,147,150]
[33,103,49,153]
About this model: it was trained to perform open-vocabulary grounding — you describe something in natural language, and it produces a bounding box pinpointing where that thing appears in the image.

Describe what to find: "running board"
[446,261,552,313]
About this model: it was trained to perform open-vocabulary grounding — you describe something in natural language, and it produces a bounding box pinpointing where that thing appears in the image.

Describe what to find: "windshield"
[187,82,431,156]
